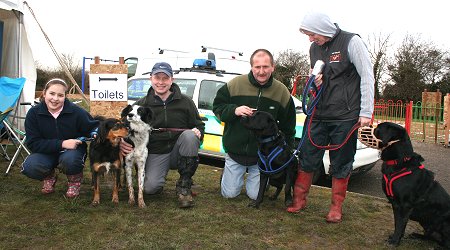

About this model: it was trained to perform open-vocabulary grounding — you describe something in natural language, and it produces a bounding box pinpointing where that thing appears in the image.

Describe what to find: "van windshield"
[127,78,197,100]
[198,80,225,110]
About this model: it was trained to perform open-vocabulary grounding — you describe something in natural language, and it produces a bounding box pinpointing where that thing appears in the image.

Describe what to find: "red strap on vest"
[383,164,424,197]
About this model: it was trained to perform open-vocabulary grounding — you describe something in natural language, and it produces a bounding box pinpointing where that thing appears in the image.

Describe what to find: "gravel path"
[347,141,450,198]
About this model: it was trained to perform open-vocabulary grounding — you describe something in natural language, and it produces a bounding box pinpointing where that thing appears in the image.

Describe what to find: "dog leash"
[255,83,328,172]
[77,136,94,142]
[152,128,191,132]
[300,67,361,151]
[306,108,361,151]
[59,136,94,153]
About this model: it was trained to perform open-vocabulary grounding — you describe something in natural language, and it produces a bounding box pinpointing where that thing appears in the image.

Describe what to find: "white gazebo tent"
[1,0,36,130]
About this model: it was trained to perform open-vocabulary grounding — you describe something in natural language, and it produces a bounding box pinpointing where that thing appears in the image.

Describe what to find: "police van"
[126,55,379,182]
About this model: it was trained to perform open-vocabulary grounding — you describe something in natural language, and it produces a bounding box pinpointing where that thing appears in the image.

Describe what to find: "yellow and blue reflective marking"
[200,113,306,154]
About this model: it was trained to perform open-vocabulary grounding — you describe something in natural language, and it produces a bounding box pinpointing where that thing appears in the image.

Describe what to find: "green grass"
[0,156,438,249]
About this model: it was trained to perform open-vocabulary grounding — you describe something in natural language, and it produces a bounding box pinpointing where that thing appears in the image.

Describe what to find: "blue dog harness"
[257,134,297,175]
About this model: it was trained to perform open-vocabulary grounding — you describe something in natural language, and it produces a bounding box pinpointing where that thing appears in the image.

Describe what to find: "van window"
[173,78,196,99]
[127,78,151,100]
[198,80,225,110]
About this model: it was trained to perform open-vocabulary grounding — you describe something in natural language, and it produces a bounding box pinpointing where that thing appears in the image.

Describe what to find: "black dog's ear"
[121,105,133,119]
[139,107,153,124]
[94,115,106,122]
[261,113,278,136]
[376,122,406,145]
[96,120,108,143]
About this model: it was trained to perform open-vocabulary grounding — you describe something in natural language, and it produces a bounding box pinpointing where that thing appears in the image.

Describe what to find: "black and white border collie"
[121,104,153,208]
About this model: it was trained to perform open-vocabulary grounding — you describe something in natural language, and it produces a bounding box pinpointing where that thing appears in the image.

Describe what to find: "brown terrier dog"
[89,117,128,206]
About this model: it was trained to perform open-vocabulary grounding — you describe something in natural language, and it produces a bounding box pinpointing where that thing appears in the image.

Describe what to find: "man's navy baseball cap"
[150,62,173,77]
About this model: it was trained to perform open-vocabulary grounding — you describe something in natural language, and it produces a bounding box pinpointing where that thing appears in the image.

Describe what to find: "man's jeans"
[221,154,260,200]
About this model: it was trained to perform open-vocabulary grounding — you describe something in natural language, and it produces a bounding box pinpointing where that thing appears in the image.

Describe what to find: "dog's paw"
[247,200,259,209]
[138,199,146,208]
[91,200,100,207]
[408,232,427,240]
[284,199,293,207]
[387,235,401,246]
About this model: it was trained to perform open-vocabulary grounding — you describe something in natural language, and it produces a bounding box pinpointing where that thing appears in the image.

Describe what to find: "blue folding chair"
[0,76,30,175]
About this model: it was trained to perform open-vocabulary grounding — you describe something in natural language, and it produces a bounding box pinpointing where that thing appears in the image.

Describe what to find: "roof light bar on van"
[193,59,216,70]
[201,46,243,56]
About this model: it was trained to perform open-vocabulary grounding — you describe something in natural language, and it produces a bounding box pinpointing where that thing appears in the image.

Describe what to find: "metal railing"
[373,100,448,145]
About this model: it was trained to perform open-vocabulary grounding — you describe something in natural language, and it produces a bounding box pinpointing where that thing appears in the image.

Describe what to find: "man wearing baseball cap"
[121,62,205,208]
[151,62,173,76]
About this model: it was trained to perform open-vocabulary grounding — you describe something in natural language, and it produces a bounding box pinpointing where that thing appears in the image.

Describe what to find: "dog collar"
[358,126,400,150]
[385,157,411,166]
[258,132,280,144]
[380,140,400,151]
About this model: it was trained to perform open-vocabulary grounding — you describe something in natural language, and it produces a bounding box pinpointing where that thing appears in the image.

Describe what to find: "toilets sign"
[89,74,128,101]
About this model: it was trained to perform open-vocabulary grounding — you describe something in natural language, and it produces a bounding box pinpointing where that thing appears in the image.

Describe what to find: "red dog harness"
[383,158,425,197]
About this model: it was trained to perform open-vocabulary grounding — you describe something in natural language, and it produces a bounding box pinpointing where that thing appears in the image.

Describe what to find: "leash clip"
[77,136,94,142]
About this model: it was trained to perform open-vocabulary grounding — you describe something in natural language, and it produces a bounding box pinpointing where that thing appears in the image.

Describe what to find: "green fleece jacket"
[213,72,296,158]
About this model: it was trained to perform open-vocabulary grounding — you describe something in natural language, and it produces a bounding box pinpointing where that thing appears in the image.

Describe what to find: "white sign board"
[89,74,128,101]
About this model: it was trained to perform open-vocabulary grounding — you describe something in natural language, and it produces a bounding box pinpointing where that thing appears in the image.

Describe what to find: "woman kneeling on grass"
[21,78,99,198]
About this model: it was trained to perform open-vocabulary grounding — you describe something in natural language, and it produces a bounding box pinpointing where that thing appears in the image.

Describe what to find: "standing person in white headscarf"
[287,12,374,223]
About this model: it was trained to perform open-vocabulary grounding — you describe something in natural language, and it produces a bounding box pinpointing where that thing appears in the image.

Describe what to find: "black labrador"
[241,111,298,209]
[374,122,450,248]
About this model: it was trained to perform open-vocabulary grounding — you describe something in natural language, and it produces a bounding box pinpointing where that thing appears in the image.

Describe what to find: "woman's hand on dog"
[62,139,82,150]
[235,106,255,117]
[120,138,134,157]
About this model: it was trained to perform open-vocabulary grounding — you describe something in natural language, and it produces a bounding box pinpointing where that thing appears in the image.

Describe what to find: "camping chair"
[0,108,14,160]
[0,76,30,175]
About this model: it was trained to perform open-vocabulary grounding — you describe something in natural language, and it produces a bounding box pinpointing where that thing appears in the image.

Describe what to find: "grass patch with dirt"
[0,159,438,249]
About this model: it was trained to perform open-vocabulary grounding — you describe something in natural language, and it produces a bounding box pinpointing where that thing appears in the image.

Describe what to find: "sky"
[21,0,449,69]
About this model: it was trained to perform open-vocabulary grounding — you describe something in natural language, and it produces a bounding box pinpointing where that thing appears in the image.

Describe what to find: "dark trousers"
[143,130,200,194]
[300,119,358,178]
[21,145,87,181]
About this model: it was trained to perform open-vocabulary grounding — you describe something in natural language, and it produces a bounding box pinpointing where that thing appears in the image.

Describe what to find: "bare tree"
[386,34,448,101]
[431,57,450,94]
[367,32,391,99]
[273,49,310,95]
[36,53,86,93]
[59,53,83,91]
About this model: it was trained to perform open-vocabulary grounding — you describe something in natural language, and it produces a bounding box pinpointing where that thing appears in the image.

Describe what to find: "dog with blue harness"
[241,111,298,209]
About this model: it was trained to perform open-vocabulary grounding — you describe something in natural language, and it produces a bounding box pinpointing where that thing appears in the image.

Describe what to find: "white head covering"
[299,12,337,38]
